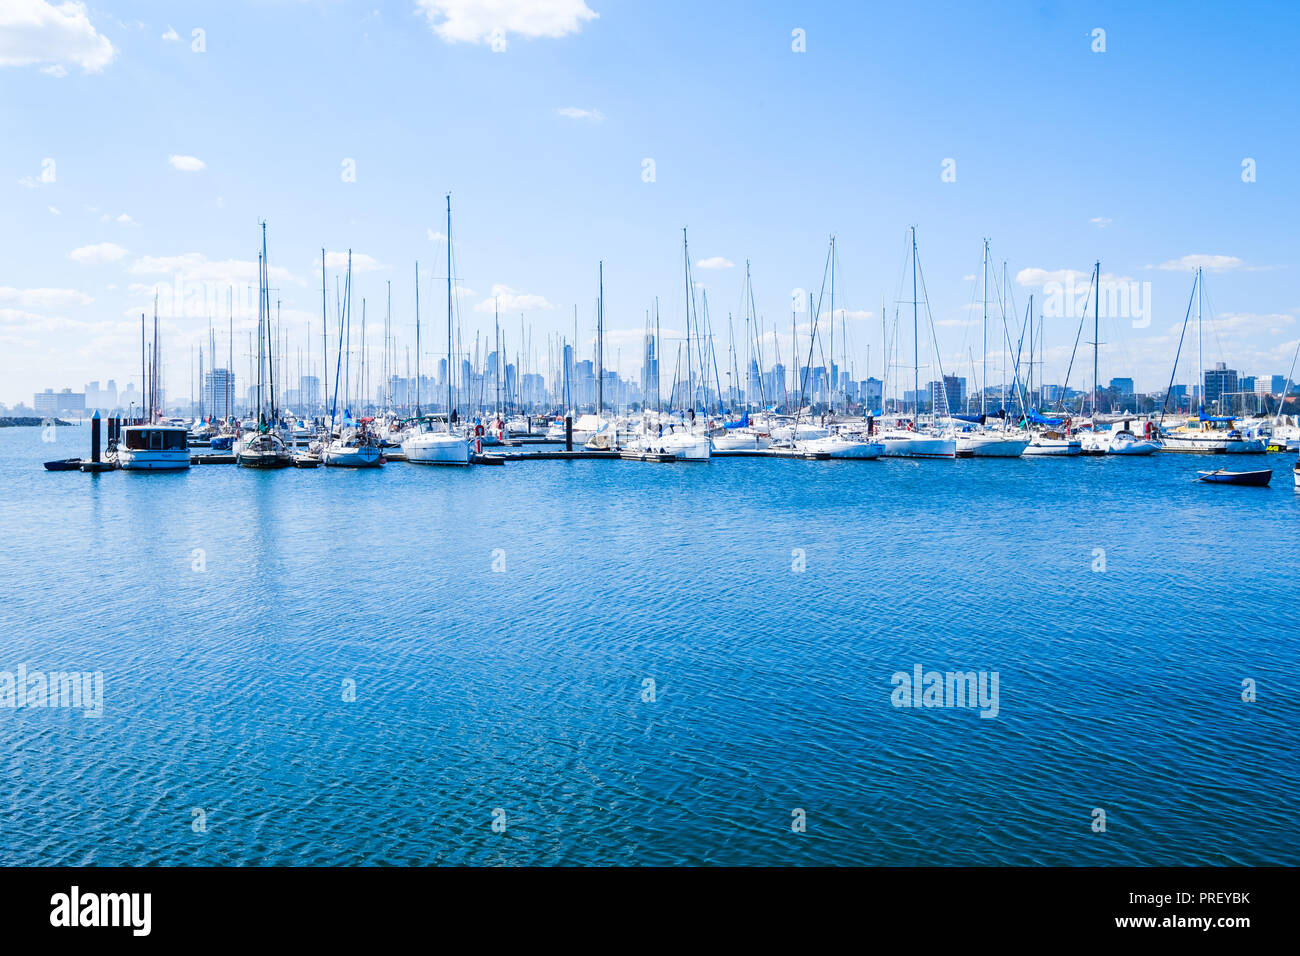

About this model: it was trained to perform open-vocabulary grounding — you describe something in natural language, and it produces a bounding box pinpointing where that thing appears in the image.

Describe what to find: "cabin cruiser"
[1160,417,1266,454]
[1093,421,1161,456]
[115,423,191,470]
[801,430,884,459]
[401,417,471,465]
[1023,428,1082,456]
[633,420,710,460]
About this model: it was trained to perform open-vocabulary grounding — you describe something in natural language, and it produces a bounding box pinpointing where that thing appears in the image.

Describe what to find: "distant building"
[863,377,883,411]
[1256,375,1287,395]
[1109,377,1134,396]
[34,387,85,416]
[1203,362,1237,407]
[203,368,237,418]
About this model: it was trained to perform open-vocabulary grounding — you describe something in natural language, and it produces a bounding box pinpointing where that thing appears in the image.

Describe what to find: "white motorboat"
[116,424,191,471]
[634,423,710,460]
[878,428,957,459]
[955,428,1029,458]
[1104,428,1161,456]
[802,433,884,459]
[402,419,471,465]
[1023,429,1082,456]
[1160,420,1266,454]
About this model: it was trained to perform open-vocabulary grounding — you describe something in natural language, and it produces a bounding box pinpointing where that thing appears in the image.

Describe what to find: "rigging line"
[1158,274,1200,428]
[1055,266,1098,414]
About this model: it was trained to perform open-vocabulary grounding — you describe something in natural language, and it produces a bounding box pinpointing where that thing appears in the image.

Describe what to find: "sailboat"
[954,242,1028,458]
[1158,268,1266,454]
[878,228,956,459]
[237,223,293,469]
[789,237,881,459]
[629,230,711,461]
[402,194,472,466]
[117,296,192,471]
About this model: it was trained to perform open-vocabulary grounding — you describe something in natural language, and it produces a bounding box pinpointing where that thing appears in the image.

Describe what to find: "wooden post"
[565,413,572,452]
[90,410,101,463]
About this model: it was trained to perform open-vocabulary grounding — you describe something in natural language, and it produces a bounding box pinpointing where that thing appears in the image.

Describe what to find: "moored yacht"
[117,423,191,471]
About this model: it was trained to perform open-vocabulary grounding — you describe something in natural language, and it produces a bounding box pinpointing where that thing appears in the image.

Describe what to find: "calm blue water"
[1,424,1296,865]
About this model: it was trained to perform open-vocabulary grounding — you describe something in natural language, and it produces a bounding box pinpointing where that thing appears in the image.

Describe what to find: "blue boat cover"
[1025,409,1064,426]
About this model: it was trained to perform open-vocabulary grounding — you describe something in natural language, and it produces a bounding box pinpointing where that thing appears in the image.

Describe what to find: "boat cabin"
[121,425,188,451]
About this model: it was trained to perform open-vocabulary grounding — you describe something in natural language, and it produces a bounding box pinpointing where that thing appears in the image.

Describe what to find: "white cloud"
[1089,216,1112,228]
[830,308,872,321]
[1155,254,1244,272]
[318,251,387,273]
[69,242,128,264]
[168,154,206,172]
[962,274,976,281]
[416,0,597,49]
[116,213,135,224]
[696,256,734,270]
[1016,267,1091,287]
[427,229,446,241]
[556,106,603,122]
[474,284,554,313]
[162,26,178,41]
[39,63,65,76]
[0,0,116,73]
[48,205,60,215]
[130,252,297,286]
[0,286,93,307]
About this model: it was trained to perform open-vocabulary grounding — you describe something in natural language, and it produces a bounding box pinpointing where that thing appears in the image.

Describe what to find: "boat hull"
[117,448,191,470]
[878,433,956,459]
[401,434,471,465]
[1196,469,1272,486]
[322,444,384,467]
[956,434,1029,458]
[1161,435,1267,454]
[1023,438,1081,456]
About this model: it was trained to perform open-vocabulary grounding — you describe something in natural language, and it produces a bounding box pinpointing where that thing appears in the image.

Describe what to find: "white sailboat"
[238,224,292,469]
[879,228,956,459]
[1158,268,1266,454]
[403,193,472,467]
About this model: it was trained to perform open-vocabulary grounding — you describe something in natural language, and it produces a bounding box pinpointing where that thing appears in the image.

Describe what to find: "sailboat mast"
[446,193,454,432]
[982,239,988,416]
[1197,266,1203,414]
[683,229,692,416]
[414,260,421,417]
[1093,259,1100,417]
[912,226,919,421]
[597,260,604,415]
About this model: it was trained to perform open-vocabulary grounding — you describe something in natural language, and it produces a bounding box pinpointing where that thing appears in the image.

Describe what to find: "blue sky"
[2,0,1299,406]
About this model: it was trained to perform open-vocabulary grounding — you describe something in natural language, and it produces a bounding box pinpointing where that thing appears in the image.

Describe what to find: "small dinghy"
[43,458,83,471]
[292,454,322,469]
[1196,468,1272,487]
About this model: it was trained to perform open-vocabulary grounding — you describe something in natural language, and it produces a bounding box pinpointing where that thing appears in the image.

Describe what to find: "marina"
[4,0,1299,927]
